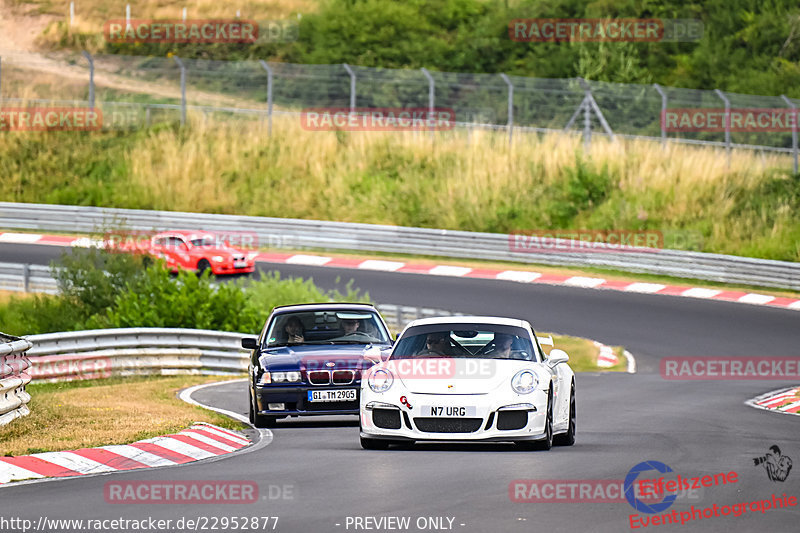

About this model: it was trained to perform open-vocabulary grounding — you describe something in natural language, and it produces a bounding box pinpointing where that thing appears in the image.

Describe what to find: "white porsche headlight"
[511,369,538,394]
[368,368,394,393]
[212,255,225,262]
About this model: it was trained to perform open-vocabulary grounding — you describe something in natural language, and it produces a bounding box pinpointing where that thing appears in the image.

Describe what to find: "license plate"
[421,405,476,417]
[234,260,247,268]
[308,389,357,402]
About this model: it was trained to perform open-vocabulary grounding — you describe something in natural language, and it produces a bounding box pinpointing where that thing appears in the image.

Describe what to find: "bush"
[0,248,370,336]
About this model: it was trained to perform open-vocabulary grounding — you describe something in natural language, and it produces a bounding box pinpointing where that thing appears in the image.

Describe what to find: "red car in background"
[127,230,257,275]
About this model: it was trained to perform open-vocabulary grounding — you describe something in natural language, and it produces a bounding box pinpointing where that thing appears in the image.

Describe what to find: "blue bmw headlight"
[511,369,538,394]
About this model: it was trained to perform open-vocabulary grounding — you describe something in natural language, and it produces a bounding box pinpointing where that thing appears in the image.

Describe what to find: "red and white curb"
[594,341,619,368]
[592,341,636,373]
[746,386,800,416]
[3,231,799,312]
[0,422,250,485]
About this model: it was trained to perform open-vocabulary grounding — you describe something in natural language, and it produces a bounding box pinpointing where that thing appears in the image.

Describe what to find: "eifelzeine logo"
[104,19,258,43]
[0,108,102,131]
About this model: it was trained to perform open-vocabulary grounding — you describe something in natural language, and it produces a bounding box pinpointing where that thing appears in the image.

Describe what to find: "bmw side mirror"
[547,349,569,367]
[241,337,258,350]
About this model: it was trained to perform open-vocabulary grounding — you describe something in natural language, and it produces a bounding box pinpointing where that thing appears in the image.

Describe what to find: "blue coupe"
[242,303,394,427]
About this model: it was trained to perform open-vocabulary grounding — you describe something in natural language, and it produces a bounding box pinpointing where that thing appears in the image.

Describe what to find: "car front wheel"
[554,382,576,446]
[249,388,278,428]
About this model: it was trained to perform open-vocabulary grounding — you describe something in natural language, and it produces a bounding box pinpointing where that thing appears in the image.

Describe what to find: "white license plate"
[421,405,476,417]
[308,389,357,402]
[234,260,247,268]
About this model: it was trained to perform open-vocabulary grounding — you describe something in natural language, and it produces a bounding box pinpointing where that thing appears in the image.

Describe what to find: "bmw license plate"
[422,405,476,417]
[234,260,247,268]
[308,389,357,402]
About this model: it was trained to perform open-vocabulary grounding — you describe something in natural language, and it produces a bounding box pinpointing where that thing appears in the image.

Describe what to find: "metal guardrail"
[0,333,33,426]
[18,305,458,381]
[0,262,59,293]
[1,202,798,290]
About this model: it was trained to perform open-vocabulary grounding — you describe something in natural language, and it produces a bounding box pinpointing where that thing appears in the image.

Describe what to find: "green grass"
[1,117,798,266]
[1,375,245,456]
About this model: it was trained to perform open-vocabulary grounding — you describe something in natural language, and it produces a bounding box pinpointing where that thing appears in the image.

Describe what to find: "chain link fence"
[0,50,798,170]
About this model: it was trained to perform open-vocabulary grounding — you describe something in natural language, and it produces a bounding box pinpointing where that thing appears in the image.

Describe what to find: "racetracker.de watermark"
[509,19,703,42]
[104,19,261,43]
[103,230,261,251]
[662,108,800,132]
[103,481,292,504]
[661,357,800,380]
[0,108,101,131]
[28,354,112,382]
[300,108,456,131]
[509,478,704,503]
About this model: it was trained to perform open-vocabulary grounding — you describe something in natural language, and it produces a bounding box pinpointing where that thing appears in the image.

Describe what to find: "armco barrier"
[1,202,798,290]
[0,332,33,426]
[20,305,458,381]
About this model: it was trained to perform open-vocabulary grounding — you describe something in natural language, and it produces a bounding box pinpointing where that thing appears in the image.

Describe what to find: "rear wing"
[537,335,554,347]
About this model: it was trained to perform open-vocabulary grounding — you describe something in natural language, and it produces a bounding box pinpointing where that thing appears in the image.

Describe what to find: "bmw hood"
[259,344,390,372]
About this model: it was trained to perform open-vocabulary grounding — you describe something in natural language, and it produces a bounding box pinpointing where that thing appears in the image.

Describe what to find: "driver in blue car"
[342,319,361,335]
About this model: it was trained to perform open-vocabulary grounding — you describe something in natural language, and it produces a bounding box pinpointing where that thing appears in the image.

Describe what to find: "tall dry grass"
[1,114,797,260]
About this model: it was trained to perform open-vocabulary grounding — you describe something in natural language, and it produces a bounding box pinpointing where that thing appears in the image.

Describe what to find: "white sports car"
[359,316,575,450]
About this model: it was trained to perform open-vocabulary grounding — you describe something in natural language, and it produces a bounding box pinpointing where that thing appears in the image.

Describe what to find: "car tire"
[249,388,278,428]
[197,259,211,275]
[518,388,553,451]
[554,382,576,446]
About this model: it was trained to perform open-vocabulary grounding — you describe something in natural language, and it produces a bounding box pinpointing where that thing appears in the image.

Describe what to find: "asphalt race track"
[2,242,799,533]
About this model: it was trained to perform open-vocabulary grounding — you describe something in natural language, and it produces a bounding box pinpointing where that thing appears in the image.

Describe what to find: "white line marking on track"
[32,452,117,475]
[191,425,249,446]
[681,287,722,299]
[428,265,473,277]
[0,233,42,243]
[357,259,405,271]
[737,293,775,305]
[564,276,606,288]
[0,462,45,484]
[142,436,218,459]
[100,445,177,467]
[624,283,666,293]
[180,431,238,452]
[778,399,800,412]
[285,254,332,266]
[496,270,542,283]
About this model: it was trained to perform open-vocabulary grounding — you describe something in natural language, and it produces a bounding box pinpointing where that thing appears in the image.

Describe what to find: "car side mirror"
[547,349,569,366]
[241,337,259,350]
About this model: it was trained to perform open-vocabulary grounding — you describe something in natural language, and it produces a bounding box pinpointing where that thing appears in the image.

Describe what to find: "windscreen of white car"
[265,311,391,347]
[392,324,540,362]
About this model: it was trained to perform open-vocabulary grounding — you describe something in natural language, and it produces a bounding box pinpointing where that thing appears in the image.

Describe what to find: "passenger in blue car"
[285,316,305,344]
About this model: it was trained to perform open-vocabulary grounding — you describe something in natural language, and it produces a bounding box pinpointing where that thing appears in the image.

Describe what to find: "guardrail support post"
[421,68,435,140]
[653,83,667,148]
[714,89,731,168]
[343,63,356,113]
[500,73,514,147]
[23,263,30,292]
[781,95,798,174]
[173,56,186,126]
[81,51,94,109]
[259,60,273,136]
